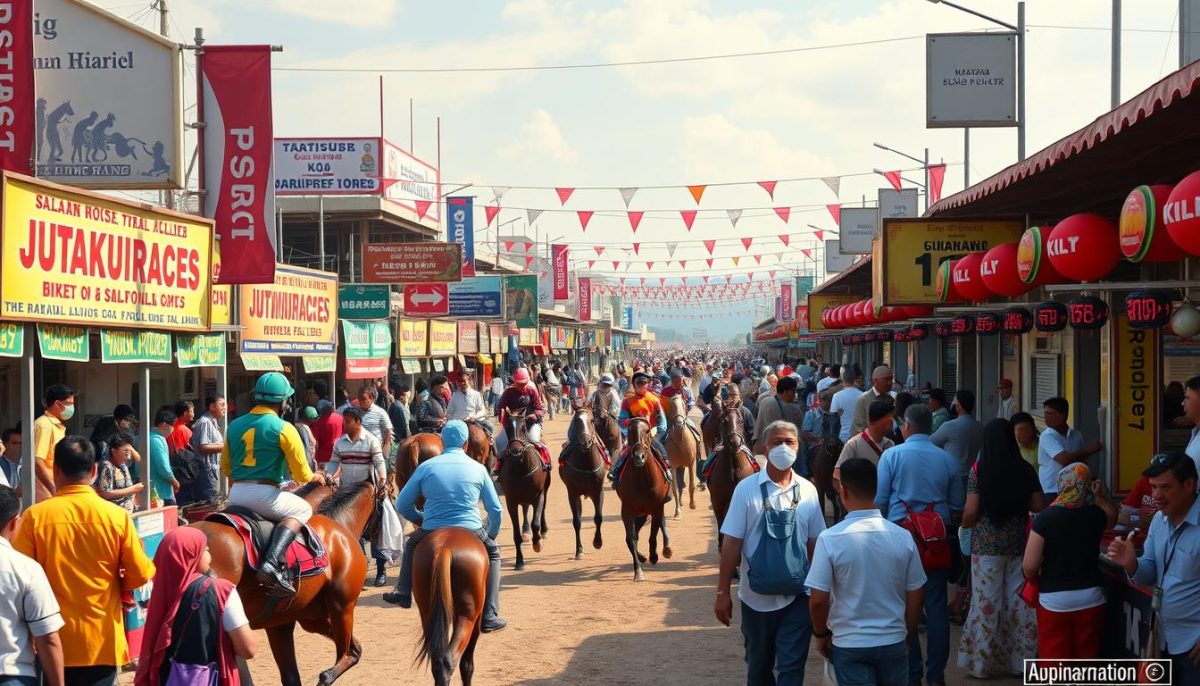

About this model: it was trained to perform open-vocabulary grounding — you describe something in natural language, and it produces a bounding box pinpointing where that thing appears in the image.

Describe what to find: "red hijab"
[135,527,239,686]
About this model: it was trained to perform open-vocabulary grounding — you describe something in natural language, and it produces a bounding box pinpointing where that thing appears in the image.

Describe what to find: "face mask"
[59,404,75,421]
[767,443,797,470]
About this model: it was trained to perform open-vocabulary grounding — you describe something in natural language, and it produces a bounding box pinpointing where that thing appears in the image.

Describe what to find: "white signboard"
[838,207,878,255]
[34,0,183,188]
[535,256,553,306]
[383,140,440,222]
[275,137,381,195]
[878,188,920,225]
[1184,0,1200,68]
[926,32,1017,128]
[824,240,857,274]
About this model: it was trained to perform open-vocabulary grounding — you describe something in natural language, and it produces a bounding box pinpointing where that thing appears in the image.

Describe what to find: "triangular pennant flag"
[929,164,947,205]
[821,176,841,196]
[666,242,678,258]
[632,243,640,255]
[753,254,762,264]
[555,187,574,205]
[525,254,535,268]
[526,208,543,225]
[748,271,755,281]
[778,234,790,247]
[503,240,514,252]
[732,256,740,266]
[774,207,790,223]
[523,241,533,253]
[619,187,638,208]
[678,260,687,269]
[741,237,753,250]
[659,278,666,287]
[826,203,841,224]
[485,205,500,226]
[680,210,697,231]
[706,258,714,268]
[727,208,742,226]
[801,248,813,260]
[704,240,717,255]
[813,229,825,241]
[646,261,655,269]
[688,185,706,204]
[883,170,903,192]
[627,211,644,233]
[769,270,777,280]
[612,261,620,270]
[758,180,777,199]
[415,200,432,220]
[491,186,510,204]
[587,260,595,268]
[577,210,594,231]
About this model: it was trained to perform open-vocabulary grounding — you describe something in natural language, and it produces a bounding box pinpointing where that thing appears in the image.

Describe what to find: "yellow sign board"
[518,328,538,346]
[210,244,231,326]
[239,263,338,355]
[0,173,214,331]
[879,218,1024,305]
[807,293,861,332]
[1114,314,1158,491]
[397,319,428,357]
[429,320,457,356]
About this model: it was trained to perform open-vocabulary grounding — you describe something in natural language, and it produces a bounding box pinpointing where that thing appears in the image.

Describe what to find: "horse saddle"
[702,445,760,480]
[206,507,329,579]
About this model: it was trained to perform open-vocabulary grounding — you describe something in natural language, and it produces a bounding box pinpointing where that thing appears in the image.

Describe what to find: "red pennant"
[556,187,574,204]
[577,210,594,231]
[687,185,706,204]
[503,240,514,252]
[632,243,640,255]
[773,207,790,223]
[753,255,762,264]
[778,234,790,247]
[929,164,947,205]
[758,180,777,199]
[813,229,825,241]
[680,210,697,231]
[612,260,620,270]
[704,240,717,255]
[646,262,655,269]
[628,211,644,233]
[593,246,605,256]
[801,248,813,260]
[415,200,432,220]
[883,171,902,192]
[485,205,500,226]
[825,203,841,224]
[524,254,535,268]
[741,237,753,250]
[748,271,755,281]
[659,278,667,287]
[706,258,714,268]
[769,270,777,280]
[523,241,533,253]
[679,260,687,268]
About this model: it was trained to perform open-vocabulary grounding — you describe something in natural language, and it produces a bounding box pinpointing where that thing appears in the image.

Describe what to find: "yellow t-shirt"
[33,412,65,469]
[1019,442,1039,471]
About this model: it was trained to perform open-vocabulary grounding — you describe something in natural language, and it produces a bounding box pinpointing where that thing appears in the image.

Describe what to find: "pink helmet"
[513,368,530,384]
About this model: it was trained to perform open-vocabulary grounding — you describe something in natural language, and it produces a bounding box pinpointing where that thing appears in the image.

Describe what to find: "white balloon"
[1172,303,1200,339]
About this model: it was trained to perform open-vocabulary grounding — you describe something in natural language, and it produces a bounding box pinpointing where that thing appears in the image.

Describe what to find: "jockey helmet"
[253,372,294,403]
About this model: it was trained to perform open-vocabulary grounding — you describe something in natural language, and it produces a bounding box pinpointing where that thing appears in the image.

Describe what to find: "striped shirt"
[359,404,393,444]
[328,432,384,485]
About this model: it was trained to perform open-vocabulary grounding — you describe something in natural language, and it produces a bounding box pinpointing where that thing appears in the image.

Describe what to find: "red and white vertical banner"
[780,283,794,321]
[578,277,592,320]
[0,1,34,174]
[552,243,569,301]
[199,45,276,284]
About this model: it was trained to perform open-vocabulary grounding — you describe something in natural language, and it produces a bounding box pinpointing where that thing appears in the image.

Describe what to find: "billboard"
[362,242,462,283]
[839,207,878,255]
[448,276,503,318]
[0,1,33,175]
[383,140,440,222]
[926,32,1017,128]
[275,137,380,194]
[824,240,857,274]
[239,264,338,354]
[878,218,1024,304]
[503,275,538,328]
[446,196,475,277]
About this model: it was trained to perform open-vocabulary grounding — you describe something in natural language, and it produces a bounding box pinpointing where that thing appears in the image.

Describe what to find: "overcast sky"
[104,0,1185,334]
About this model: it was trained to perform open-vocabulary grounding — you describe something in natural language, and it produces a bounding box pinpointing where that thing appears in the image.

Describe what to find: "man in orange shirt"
[608,371,672,499]
[14,436,155,686]
[32,385,74,502]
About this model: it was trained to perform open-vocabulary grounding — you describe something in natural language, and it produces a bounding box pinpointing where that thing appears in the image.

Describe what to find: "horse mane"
[317,480,374,528]
[293,481,323,499]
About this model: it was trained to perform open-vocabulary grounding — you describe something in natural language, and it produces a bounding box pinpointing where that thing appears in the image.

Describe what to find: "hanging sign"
[950,315,975,336]
[0,323,23,358]
[1114,314,1159,490]
[101,330,171,364]
[341,320,392,379]
[578,277,592,320]
[1068,296,1110,331]
[382,140,440,223]
[477,321,491,354]
[926,32,1017,128]
[457,320,478,354]
[975,313,1002,336]
[503,274,538,328]
[838,207,878,255]
[552,244,569,301]
[240,352,283,371]
[908,324,930,341]
[446,196,475,277]
[1002,307,1033,334]
[362,242,462,283]
[825,239,857,274]
[489,324,505,353]
[302,355,336,374]
[779,283,794,322]
[428,320,457,356]
[1034,302,1069,333]
[1125,290,1173,329]
[176,333,226,368]
[1,0,33,175]
[37,324,88,362]
[274,137,381,195]
[338,284,391,320]
[881,218,1024,305]
[397,319,428,357]
[239,264,338,355]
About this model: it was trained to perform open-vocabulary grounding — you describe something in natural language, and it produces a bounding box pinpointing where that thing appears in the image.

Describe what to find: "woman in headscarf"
[957,419,1044,678]
[1021,461,1117,660]
[135,528,256,686]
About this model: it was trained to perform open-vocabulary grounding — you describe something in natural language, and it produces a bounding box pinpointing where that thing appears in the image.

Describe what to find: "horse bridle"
[628,416,652,466]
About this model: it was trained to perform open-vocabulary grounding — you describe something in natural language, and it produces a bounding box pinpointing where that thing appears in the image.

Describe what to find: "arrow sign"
[404,284,450,316]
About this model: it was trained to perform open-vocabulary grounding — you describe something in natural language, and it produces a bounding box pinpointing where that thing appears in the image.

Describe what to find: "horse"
[663,394,701,517]
[464,422,495,471]
[394,433,445,494]
[615,417,672,581]
[811,430,846,524]
[193,478,384,686]
[592,393,622,458]
[559,400,606,560]
[497,412,550,570]
[413,527,489,686]
[707,399,758,553]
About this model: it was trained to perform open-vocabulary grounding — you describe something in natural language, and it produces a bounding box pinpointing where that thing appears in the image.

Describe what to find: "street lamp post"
[873,142,931,211]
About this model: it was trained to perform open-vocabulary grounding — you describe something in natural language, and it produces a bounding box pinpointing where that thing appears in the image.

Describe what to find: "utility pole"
[158,0,175,209]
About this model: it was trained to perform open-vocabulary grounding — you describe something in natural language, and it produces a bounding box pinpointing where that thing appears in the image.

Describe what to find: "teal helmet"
[253,372,294,403]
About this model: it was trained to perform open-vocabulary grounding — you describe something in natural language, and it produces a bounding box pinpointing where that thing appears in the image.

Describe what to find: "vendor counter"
[1099,530,1154,659]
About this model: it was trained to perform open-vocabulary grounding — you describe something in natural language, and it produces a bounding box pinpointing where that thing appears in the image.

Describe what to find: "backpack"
[898,499,952,571]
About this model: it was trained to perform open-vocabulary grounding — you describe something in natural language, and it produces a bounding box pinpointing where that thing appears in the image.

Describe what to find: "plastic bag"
[377,499,405,562]
[822,658,837,686]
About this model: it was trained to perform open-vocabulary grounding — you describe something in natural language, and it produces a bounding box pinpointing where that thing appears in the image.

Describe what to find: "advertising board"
[927,32,1017,128]
[363,242,462,283]
[275,137,381,195]
[879,218,1024,305]
[239,264,338,354]
[383,139,440,222]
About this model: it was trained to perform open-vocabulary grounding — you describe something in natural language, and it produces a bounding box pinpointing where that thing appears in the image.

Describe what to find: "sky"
[100,0,1186,335]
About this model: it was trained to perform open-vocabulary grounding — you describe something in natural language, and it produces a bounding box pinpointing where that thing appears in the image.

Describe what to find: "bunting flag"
[732,256,741,266]
[525,254,535,268]
[929,164,947,205]
[727,208,742,227]
[591,246,603,256]
[555,187,575,204]
[666,242,678,257]
[587,260,595,268]
[813,229,825,241]
[492,186,510,204]
[527,208,543,225]
[801,248,813,260]
[619,187,638,207]
[822,176,841,196]
[753,255,762,264]
[628,211,644,233]
[646,261,655,269]
[704,240,717,255]
[577,210,594,231]
[748,271,755,281]
[503,240,514,252]
[484,205,500,226]
[758,180,777,199]
[523,241,534,253]
[413,200,432,220]
[741,237,753,250]
[706,258,714,268]
[826,203,841,224]
[773,207,790,223]
[883,170,903,191]
[688,185,706,204]
[680,210,697,231]
[778,234,790,247]
[679,260,687,268]
[659,278,666,287]
[769,270,777,280]
[632,243,640,255]
[612,260,620,270]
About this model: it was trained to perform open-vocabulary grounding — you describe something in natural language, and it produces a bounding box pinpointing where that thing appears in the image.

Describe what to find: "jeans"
[908,568,949,685]
[396,527,502,623]
[831,641,907,686]
[0,677,38,686]
[740,597,811,686]
[360,538,387,566]
[63,666,117,686]
[1171,651,1200,684]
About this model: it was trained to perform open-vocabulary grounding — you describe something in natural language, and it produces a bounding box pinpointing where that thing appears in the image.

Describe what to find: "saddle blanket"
[702,446,761,480]
[206,509,329,578]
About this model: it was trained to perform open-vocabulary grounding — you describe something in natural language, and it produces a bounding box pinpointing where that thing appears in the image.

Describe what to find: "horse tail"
[416,546,455,668]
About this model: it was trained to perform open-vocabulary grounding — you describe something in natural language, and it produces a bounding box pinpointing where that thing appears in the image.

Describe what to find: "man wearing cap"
[448,369,492,437]
[591,374,622,420]
[386,420,508,633]
[850,365,896,437]
[608,371,672,495]
[996,378,1018,420]
[495,368,551,472]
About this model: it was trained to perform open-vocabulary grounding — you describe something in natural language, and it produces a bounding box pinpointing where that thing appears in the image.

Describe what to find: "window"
[940,338,958,397]
[1030,354,1061,416]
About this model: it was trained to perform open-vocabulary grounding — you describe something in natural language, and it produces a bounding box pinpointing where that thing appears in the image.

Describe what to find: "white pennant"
[492,186,511,204]
[821,176,840,197]
[666,242,678,258]
[727,208,742,227]
[619,187,638,207]
[527,208,543,225]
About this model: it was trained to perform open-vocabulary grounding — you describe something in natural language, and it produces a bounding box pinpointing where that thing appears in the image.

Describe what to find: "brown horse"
[464,422,494,469]
[498,413,550,570]
[559,400,606,560]
[591,393,622,458]
[811,430,846,524]
[615,417,672,581]
[707,399,758,553]
[395,433,445,493]
[664,394,701,517]
[194,479,383,686]
[413,527,489,686]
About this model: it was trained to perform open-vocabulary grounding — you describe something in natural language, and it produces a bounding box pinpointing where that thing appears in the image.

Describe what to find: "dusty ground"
[124,409,1024,685]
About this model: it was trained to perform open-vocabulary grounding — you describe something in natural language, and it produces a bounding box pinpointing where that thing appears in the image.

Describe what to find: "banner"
[879,218,1024,304]
[0,174,214,331]
[447,196,475,277]
[795,276,815,299]
[428,320,457,356]
[341,320,392,379]
[200,45,275,284]
[302,355,335,374]
[457,320,478,354]
[807,294,860,333]
[0,323,23,358]
[275,138,380,195]
[397,319,428,357]
[383,140,440,223]
[622,306,634,330]
[489,324,505,353]
[239,264,337,354]
[503,275,538,328]
[578,277,592,321]
[240,352,283,371]
[363,242,462,283]
[101,330,171,364]
[780,283,794,322]
[338,284,391,320]
[551,244,569,301]
[37,324,87,362]
[176,333,226,368]
[1115,314,1158,491]
[1,1,33,174]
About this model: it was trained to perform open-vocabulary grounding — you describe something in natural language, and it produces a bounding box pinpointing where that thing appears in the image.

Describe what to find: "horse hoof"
[593,537,603,549]
[689,501,696,510]
[634,570,645,582]
[673,512,681,520]
[663,546,673,559]
[575,551,583,561]
[521,533,531,542]
[637,553,647,563]
[515,561,525,571]
[532,540,542,553]
[649,556,658,566]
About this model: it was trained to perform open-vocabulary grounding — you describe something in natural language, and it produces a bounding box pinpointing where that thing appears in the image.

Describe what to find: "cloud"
[681,113,834,185]
[498,109,579,164]
[266,0,400,28]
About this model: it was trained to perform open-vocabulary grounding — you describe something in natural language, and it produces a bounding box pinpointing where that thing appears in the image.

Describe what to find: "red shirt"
[168,419,192,452]
[310,412,344,465]
[1121,476,1163,522]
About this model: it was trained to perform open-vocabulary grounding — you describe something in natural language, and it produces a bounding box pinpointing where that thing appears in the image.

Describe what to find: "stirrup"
[257,564,296,597]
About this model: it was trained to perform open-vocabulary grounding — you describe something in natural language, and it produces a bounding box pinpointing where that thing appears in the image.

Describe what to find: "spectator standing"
[1011,412,1040,470]
[1182,376,1200,472]
[1023,461,1117,659]
[324,407,388,587]
[388,384,414,444]
[752,376,806,455]
[850,365,896,436]
[310,400,343,469]
[815,364,841,395]
[15,437,156,686]
[356,387,394,463]
[957,419,1044,678]
[149,409,180,507]
[190,396,226,488]
[33,385,75,501]
[93,433,143,512]
[1037,397,1102,496]
[295,407,319,472]
[0,484,65,686]
[830,368,862,444]
[930,389,985,485]
[874,404,965,686]
[0,428,21,496]
[167,401,194,453]
[995,379,1017,420]
[835,400,895,477]
[488,374,506,415]
[928,389,951,433]
[807,457,925,686]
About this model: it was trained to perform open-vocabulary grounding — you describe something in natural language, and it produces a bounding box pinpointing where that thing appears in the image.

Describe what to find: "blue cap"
[441,420,469,448]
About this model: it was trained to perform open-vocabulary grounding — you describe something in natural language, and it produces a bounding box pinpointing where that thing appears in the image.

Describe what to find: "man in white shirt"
[0,485,65,685]
[807,457,925,686]
[1038,397,1102,495]
[850,365,896,436]
[448,370,492,436]
[356,386,395,461]
[816,364,841,395]
[715,420,825,685]
[995,378,1018,420]
[324,406,389,587]
[830,368,863,444]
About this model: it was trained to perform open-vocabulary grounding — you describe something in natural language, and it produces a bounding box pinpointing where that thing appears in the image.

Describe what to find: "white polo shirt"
[1038,426,1084,494]
[0,537,64,678]
[830,386,862,443]
[805,509,926,648]
[719,470,825,612]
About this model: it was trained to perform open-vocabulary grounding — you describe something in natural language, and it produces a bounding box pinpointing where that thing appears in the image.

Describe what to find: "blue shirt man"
[386,421,507,632]
[149,410,179,506]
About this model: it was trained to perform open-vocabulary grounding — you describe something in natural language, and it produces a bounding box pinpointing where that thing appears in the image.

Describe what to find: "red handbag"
[1018,575,1039,608]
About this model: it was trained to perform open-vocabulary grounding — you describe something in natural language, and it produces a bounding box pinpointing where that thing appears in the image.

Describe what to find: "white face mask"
[767,443,797,470]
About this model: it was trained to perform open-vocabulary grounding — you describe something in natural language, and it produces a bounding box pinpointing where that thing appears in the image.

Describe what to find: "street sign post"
[448,276,504,318]
[403,283,450,317]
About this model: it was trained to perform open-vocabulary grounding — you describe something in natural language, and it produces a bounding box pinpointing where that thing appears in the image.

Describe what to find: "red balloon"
[903,305,934,318]
[831,305,846,328]
[860,299,878,325]
[1046,213,1121,282]
[979,243,1032,297]
[951,252,992,302]
[1165,170,1200,257]
[880,305,904,322]
[849,301,866,327]
[1016,226,1065,286]
[1120,184,1180,262]
[937,259,966,304]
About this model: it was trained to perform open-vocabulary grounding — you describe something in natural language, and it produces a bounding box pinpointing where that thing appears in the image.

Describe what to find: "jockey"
[448,369,492,437]
[222,372,327,597]
[659,371,702,445]
[699,385,758,479]
[494,367,551,471]
[607,371,672,496]
[384,421,508,633]
[590,373,622,419]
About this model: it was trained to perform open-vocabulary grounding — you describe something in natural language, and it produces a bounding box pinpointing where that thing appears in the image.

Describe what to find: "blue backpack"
[747,481,809,596]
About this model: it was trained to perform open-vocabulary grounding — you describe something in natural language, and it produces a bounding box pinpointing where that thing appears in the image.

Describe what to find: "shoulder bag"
[747,482,810,596]
[165,578,219,686]
[898,499,951,572]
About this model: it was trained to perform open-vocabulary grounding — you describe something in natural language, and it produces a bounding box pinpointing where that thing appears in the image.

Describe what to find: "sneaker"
[481,618,508,633]
[382,591,411,608]
[373,571,388,587]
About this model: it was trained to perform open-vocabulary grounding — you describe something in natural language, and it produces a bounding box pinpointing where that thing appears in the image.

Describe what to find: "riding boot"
[607,453,624,482]
[257,521,301,597]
